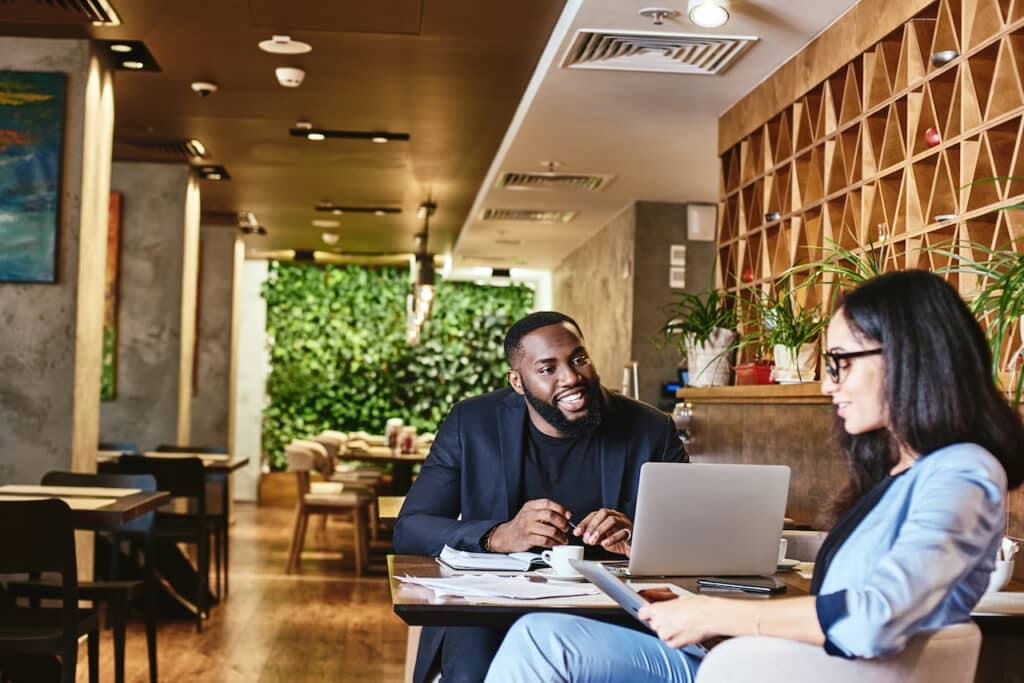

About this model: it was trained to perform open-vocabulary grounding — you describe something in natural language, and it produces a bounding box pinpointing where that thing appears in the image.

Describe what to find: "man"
[394,311,687,683]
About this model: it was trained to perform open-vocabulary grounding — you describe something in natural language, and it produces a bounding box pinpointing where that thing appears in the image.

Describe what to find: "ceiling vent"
[113,139,205,162]
[480,209,577,223]
[0,0,121,25]
[496,171,614,192]
[561,29,757,76]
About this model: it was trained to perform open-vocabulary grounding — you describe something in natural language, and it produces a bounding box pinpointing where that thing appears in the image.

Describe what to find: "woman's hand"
[638,596,726,649]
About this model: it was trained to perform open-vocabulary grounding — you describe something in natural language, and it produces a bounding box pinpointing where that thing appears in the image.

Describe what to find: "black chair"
[0,499,99,683]
[7,472,159,683]
[155,444,230,598]
[99,442,140,454]
[102,455,210,633]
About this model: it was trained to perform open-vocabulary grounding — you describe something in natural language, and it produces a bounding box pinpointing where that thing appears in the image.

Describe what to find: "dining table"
[341,444,427,494]
[0,483,169,530]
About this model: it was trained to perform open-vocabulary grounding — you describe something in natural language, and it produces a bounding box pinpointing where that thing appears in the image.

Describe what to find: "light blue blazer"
[816,442,1006,658]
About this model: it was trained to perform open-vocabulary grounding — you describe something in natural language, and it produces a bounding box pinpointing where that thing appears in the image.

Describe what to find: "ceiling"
[0,0,859,270]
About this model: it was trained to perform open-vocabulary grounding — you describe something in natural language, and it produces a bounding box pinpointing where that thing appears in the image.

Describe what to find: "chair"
[7,472,159,683]
[694,621,982,683]
[311,433,386,540]
[99,442,140,454]
[102,455,210,632]
[155,444,231,598]
[285,442,372,575]
[0,499,99,683]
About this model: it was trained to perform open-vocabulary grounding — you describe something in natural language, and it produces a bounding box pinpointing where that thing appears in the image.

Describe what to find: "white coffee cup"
[541,545,584,576]
[986,559,1015,593]
[778,537,789,564]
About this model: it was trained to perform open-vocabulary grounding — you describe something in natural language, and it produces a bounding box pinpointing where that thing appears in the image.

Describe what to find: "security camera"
[275,67,305,88]
[190,81,219,97]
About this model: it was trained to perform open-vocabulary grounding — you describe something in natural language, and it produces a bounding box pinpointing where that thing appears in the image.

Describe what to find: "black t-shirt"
[521,419,603,549]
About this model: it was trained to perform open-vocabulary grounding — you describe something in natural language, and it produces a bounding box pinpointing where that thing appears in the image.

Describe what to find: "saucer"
[535,568,586,582]
[777,558,800,571]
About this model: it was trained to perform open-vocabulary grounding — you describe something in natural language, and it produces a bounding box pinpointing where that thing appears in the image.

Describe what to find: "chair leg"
[197,532,209,633]
[286,507,309,574]
[318,514,329,534]
[369,497,380,543]
[213,527,222,600]
[223,520,230,596]
[143,534,159,683]
[112,599,127,683]
[87,627,99,683]
[353,506,367,577]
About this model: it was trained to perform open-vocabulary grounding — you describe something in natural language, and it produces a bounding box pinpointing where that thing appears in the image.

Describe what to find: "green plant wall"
[261,263,534,469]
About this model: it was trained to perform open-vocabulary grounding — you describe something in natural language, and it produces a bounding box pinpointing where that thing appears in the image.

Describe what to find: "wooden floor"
[76,503,408,682]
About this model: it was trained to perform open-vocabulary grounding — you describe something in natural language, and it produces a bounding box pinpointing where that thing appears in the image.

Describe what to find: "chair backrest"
[285,444,321,497]
[42,470,157,534]
[694,622,983,683]
[312,434,342,459]
[103,455,206,517]
[99,441,140,453]
[155,444,228,455]
[0,499,78,621]
[289,440,332,476]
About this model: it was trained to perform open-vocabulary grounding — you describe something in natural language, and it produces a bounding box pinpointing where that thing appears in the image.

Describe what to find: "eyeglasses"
[822,348,883,383]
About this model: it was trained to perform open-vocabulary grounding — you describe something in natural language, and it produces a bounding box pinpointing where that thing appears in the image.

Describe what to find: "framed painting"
[0,71,65,283]
[101,192,123,400]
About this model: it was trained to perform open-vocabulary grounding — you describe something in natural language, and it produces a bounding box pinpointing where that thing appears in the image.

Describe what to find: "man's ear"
[508,369,525,395]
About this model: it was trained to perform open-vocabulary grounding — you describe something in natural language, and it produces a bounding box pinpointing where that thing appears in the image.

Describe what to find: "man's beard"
[522,375,603,437]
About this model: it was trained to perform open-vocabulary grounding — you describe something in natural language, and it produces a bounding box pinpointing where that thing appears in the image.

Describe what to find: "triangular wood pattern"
[987,34,1024,119]
[928,68,957,140]
[775,110,793,162]
[825,138,845,196]
[930,0,962,59]
[986,116,1020,192]
[880,100,907,171]
[1010,0,1024,24]
[818,79,838,139]
[970,43,1001,120]
[967,0,1004,51]
[961,60,985,133]
[839,62,863,125]
[962,137,1001,211]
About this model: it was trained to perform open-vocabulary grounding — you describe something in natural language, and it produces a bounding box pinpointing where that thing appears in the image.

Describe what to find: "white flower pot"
[685,328,737,387]
[771,343,818,383]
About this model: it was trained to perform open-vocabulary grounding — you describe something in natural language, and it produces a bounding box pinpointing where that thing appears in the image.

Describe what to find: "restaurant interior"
[3,0,1024,680]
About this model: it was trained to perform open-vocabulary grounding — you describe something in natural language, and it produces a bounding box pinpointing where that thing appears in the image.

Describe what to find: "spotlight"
[687,0,729,27]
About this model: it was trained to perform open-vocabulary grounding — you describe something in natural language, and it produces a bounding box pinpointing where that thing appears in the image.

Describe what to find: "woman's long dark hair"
[823,270,1024,524]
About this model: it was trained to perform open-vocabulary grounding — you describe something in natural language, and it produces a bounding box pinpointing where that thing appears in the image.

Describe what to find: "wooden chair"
[7,472,159,683]
[285,443,371,575]
[0,499,99,683]
[155,444,231,598]
[102,455,210,632]
[310,433,386,540]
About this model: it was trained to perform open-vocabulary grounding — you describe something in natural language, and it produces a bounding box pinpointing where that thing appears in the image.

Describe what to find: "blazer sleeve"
[816,449,1006,658]
[657,414,688,463]
[392,402,506,556]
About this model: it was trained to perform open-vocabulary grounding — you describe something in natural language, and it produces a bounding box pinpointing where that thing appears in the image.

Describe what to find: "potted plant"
[663,288,738,387]
[737,281,827,383]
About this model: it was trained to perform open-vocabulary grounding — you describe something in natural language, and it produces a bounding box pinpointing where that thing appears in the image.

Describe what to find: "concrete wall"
[632,202,716,407]
[99,162,190,450]
[190,226,236,447]
[232,259,270,501]
[551,205,635,388]
[0,39,108,484]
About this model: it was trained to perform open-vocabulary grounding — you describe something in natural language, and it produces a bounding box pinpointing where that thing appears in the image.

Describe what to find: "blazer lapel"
[599,393,627,509]
[497,392,526,519]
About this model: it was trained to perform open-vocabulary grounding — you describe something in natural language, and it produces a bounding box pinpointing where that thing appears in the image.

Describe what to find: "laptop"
[618,462,790,576]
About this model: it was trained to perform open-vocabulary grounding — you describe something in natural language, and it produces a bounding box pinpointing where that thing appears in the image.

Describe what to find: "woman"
[484,270,1024,683]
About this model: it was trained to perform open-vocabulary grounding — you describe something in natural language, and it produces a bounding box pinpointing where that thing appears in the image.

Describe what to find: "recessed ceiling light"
[371,136,388,144]
[295,120,313,130]
[184,138,207,159]
[122,61,145,70]
[687,0,729,27]
[110,44,132,53]
[321,232,340,245]
[332,209,343,215]
[287,128,410,142]
[258,34,313,55]
[100,40,160,71]
[307,132,325,141]
[313,219,340,228]
[374,210,386,216]
[199,165,230,181]
[207,173,222,180]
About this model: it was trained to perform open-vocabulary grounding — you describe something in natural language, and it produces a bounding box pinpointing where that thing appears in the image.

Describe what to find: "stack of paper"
[398,575,598,600]
[438,545,543,571]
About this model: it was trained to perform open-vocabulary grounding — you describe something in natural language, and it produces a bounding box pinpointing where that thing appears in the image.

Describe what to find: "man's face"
[508,322,601,437]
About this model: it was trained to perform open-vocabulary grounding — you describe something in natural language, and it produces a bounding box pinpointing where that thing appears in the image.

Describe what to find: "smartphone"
[696,576,787,594]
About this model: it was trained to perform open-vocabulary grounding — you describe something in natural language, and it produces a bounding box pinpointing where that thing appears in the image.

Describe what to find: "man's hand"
[573,508,633,555]
[487,499,571,552]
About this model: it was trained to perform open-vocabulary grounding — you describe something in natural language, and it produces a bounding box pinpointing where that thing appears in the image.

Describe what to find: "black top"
[521,419,603,549]
[810,472,902,595]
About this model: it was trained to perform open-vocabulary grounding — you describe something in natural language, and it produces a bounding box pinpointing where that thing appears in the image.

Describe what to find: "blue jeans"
[484,613,701,683]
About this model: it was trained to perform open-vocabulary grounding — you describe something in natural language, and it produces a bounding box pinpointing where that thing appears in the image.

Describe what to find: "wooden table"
[341,446,427,494]
[378,496,405,520]
[389,555,1024,631]
[0,484,169,530]
[389,554,811,628]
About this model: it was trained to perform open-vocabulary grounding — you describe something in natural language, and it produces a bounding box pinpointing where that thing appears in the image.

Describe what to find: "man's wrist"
[480,523,503,552]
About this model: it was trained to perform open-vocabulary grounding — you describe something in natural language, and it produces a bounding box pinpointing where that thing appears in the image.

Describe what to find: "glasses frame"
[822,348,883,383]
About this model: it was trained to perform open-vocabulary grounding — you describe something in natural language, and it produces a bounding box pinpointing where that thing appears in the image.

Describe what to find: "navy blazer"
[394,386,686,555]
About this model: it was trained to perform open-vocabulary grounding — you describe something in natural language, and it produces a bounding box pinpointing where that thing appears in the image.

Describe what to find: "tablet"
[569,559,709,658]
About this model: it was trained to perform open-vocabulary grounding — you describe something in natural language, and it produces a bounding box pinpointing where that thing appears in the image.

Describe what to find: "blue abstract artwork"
[0,71,65,283]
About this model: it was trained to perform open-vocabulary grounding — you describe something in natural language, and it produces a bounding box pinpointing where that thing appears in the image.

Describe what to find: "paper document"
[398,575,598,600]
[438,545,543,571]
[973,591,1024,616]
